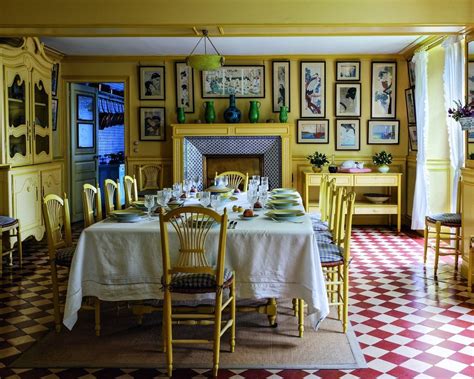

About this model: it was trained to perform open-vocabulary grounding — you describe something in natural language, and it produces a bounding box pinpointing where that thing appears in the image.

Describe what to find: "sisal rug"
[13,302,366,370]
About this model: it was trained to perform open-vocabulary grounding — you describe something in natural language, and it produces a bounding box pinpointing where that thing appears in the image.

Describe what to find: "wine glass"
[210,194,220,210]
[192,175,202,191]
[172,182,182,199]
[248,179,259,192]
[258,189,268,208]
[144,194,155,219]
[199,191,210,208]
[183,179,192,198]
[162,188,172,205]
[260,177,269,191]
[247,189,258,210]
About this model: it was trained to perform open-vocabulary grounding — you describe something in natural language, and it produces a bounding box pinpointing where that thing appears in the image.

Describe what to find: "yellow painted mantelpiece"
[171,123,291,187]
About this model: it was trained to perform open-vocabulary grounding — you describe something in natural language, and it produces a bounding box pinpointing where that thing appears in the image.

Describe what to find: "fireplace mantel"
[171,123,292,187]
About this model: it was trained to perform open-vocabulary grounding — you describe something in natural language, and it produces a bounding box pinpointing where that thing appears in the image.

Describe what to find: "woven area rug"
[13,302,366,370]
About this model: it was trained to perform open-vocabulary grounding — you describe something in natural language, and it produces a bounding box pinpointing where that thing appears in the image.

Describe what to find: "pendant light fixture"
[186,29,225,71]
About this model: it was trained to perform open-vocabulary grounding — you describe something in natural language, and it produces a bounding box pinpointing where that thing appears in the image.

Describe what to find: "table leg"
[266,298,278,327]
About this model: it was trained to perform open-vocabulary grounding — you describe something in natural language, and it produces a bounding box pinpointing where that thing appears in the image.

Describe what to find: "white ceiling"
[41,36,422,56]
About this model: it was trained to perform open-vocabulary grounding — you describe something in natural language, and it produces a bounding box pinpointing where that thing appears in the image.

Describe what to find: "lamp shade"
[186,55,225,71]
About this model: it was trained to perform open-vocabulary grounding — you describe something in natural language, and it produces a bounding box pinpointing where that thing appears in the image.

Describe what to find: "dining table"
[63,191,330,333]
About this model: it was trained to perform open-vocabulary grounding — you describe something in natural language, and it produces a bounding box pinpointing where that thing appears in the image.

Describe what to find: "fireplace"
[204,154,263,187]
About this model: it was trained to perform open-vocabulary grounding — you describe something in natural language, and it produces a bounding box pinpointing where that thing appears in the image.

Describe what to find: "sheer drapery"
[411,51,430,230]
[443,36,465,212]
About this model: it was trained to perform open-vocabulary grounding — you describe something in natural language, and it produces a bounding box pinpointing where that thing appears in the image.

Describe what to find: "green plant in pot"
[372,150,393,173]
[307,151,329,172]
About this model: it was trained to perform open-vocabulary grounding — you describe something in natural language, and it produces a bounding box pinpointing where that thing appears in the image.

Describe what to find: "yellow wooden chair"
[423,182,462,276]
[104,178,121,216]
[82,183,103,228]
[138,164,163,196]
[159,206,236,378]
[123,175,138,207]
[215,171,248,192]
[43,193,100,335]
[0,217,22,276]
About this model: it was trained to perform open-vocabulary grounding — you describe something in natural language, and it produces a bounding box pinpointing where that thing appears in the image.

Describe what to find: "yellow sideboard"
[303,172,403,233]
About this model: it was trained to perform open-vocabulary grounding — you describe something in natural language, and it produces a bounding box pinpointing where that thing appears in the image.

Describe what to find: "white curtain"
[411,51,430,230]
[442,36,465,212]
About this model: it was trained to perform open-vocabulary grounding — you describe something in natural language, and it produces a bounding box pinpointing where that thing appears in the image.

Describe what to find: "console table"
[303,172,403,233]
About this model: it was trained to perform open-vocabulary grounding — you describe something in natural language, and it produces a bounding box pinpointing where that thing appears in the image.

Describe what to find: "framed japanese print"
[139,107,165,141]
[371,62,397,119]
[52,98,58,131]
[407,58,416,87]
[201,65,265,98]
[405,88,416,124]
[175,62,194,113]
[272,61,290,112]
[367,120,400,145]
[296,119,329,144]
[77,95,94,121]
[51,63,59,97]
[469,61,474,106]
[335,83,361,117]
[139,66,165,100]
[300,61,326,118]
[336,61,360,81]
[335,119,360,151]
[408,125,418,151]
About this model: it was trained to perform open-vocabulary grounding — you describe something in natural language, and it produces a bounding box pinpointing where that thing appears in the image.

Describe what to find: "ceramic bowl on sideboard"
[364,193,391,204]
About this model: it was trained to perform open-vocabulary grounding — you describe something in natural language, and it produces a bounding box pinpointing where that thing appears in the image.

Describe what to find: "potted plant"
[372,150,393,173]
[448,100,474,130]
[307,151,329,172]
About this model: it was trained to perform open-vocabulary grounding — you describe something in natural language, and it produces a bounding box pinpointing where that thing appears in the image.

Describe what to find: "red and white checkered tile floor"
[0,226,473,378]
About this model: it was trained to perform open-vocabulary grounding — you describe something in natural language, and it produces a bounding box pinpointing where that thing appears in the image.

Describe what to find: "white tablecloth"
[63,194,329,330]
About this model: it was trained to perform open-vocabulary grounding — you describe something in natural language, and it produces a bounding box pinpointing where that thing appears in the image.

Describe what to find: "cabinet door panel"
[31,69,52,164]
[41,167,62,197]
[12,171,42,236]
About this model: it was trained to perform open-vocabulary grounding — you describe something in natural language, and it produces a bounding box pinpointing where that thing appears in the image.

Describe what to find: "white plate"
[265,209,305,218]
[271,188,297,194]
[270,193,299,200]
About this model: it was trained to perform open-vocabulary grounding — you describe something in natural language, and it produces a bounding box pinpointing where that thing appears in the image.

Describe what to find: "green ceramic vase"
[176,107,186,124]
[248,100,261,123]
[203,101,216,123]
[279,106,288,122]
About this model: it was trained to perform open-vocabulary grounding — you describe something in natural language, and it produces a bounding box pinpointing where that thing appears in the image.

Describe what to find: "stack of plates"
[132,201,147,210]
[111,209,146,223]
[265,209,306,222]
[271,188,297,195]
[270,193,299,200]
[267,199,299,209]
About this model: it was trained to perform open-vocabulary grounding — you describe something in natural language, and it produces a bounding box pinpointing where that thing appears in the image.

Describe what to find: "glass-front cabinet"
[4,65,51,166]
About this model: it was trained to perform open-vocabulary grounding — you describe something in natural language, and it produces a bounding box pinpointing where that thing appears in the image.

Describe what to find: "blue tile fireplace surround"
[183,136,282,190]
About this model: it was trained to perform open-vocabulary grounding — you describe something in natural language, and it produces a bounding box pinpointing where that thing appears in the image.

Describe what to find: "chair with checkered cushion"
[0,216,22,276]
[423,179,462,277]
[43,193,100,335]
[159,206,235,378]
[82,183,103,228]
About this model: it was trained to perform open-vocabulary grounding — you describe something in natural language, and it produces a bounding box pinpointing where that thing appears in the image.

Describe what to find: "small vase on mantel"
[279,106,288,123]
[223,94,241,123]
[203,101,216,123]
[378,164,390,173]
[248,100,261,123]
[312,166,322,173]
[176,107,186,124]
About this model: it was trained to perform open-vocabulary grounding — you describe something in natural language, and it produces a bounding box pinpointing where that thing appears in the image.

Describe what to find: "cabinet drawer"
[306,174,353,186]
[354,203,398,214]
[354,175,398,186]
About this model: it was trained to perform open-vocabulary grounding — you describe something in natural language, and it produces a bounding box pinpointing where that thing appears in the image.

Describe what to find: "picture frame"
[139,66,165,100]
[296,119,329,144]
[405,87,417,124]
[201,65,265,98]
[77,95,94,121]
[408,125,418,151]
[371,62,397,119]
[300,61,326,118]
[139,107,166,141]
[468,129,474,143]
[51,63,59,97]
[335,119,360,151]
[175,62,194,113]
[468,61,474,107]
[77,123,94,149]
[51,98,58,131]
[336,61,360,81]
[335,83,361,117]
[367,120,400,145]
[407,58,416,88]
[272,61,290,112]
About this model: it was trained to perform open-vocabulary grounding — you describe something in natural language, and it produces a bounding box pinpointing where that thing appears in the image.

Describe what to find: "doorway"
[69,82,125,222]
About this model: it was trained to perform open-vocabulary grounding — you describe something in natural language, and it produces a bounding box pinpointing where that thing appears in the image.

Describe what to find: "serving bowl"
[364,193,390,204]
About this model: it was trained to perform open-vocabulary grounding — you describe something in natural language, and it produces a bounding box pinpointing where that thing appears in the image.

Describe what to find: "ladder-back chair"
[82,183,103,227]
[215,171,248,192]
[123,175,138,207]
[104,178,121,216]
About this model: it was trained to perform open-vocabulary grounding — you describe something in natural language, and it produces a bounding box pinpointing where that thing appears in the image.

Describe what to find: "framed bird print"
[335,119,360,151]
[371,62,397,119]
[272,61,291,112]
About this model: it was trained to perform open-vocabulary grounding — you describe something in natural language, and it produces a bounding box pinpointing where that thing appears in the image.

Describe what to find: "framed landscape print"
[367,120,400,145]
[336,61,360,81]
[335,119,360,151]
[408,125,418,151]
[335,83,361,117]
[405,88,416,124]
[52,98,58,131]
[175,62,194,113]
[296,119,329,144]
[139,66,165,100]
[300,61,326,118]
[371,62,397,119]
[77,95,94,121]
[272,61,290,112]
[139,107,165,141]
[201,65,265,98]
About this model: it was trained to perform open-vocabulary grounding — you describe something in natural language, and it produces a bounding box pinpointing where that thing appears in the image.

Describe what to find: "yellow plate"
[265,209,305,218]
[271,188,297,194]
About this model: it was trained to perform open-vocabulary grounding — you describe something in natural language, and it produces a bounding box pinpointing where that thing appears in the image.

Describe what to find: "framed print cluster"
[336,61,360,81]
[272,61,290,112]
[367,120,400,145]
[51,63,59,97]
[201,65,265,98]
[335,119,360,150]
[371,62,397,119]
[405,88,416,124]
[51,98,58,131]
[408,125,418,151]
[139,66,165,100]
[175,62,194,113]
[139,107,165,141]
[335,83,361,117]
[296,119,329,144]
[300,61,326,118]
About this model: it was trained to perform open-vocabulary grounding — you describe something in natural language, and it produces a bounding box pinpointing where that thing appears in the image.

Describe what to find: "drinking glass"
[183,179,192,198]
[199,191,211,208]
[252,175,260,184]
[247,189,258,210]
[248,179,259,192]
[162,188,172,205]
[192,175,201,191]
[172,182,182,199]
[210,194,220,210]
[144,194,155,219]
[260,177,269,191]
[258,189,268,208]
